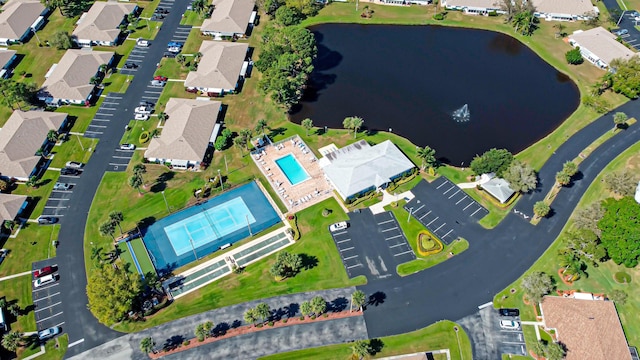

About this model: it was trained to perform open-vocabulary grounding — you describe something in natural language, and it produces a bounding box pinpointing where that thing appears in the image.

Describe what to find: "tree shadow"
[329,297,348,312]
[231,319,242,328]
[368,291,386,306]
[150,171,175,193]
[162,335,184,351]
[267,127,286,138]
[212,322,230,337]
[300,253,318,270]
[368,338,384,355]
[284,303,299,318]
[137,217,157,233]
[272,307,287,321]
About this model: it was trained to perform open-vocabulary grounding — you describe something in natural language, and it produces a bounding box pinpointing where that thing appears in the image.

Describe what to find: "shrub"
[183,340,190,346]
[197,334,204,342]
[565,47,584,65]
[299,315,305,321]
[433,12,445,20]
[139,131,150,144]
[282,318,288,323]
[268,321,274,326]
[310,315,316,320]
[321,208,331,217]
[614,271,632,283]
[256,323,263,328]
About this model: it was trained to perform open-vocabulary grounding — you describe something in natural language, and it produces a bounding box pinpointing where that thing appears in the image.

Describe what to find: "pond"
[290,24,580,165]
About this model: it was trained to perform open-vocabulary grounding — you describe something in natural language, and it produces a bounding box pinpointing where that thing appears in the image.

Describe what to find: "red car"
[34,266,55,278]
[154,76,168,81]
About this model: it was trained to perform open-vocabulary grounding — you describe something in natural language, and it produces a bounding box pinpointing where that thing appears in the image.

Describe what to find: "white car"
[33,274,57,288]
[38,326,61,341]
[134,113,149,121]
[65,161,83,169]
[134,106,151,114]
[499,320,520,330]
[137,39,150,47]
[329,221,348,232]
[120,143,136,150]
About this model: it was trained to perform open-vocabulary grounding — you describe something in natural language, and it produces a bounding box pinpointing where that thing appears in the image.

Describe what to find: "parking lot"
[107,148,135,172]
[171,25,192,44]
[617,11,640,52]
[458,306,526,359]
[39,173,80,218]
[84,93,123,139]
[119,45,150,76]
[405,179,488,244]
[31,259,65,334]
[330,209,415,281]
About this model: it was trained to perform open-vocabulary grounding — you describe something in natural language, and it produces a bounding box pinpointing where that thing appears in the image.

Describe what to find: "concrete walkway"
[457,173,491,189]
[0,271,32,282]
[369,190,415,214]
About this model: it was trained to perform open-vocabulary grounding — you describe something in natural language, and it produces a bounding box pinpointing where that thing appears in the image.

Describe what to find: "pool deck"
[253,135,334,213]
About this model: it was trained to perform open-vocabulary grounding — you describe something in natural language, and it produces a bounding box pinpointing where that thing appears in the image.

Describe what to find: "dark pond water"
[290,24,580,165]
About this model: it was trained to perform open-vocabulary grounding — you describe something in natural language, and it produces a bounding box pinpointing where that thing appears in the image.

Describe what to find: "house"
[0,49,18,79]
[480,173,515,203]
[531,0,598,21]
[442,0,504,15]
[540,295,633,360]
[319,140,415,200]
[185,41,249,96]
[72,2,138,47]
[0,0,48,46]
[0,193,28,222]
[144,98,222,170]
[38,49,114,106]
[569,27,636,70]
[0,110,68,181]
[201,0,256,38]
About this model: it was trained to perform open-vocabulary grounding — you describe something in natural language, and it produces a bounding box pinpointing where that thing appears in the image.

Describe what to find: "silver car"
[150,80,166,87]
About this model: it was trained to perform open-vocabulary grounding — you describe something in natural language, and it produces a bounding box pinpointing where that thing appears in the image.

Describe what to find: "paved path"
[0,271,31,282]
[369,190,414,214]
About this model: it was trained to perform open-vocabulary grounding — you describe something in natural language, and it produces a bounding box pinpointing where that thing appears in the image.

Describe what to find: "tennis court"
[142,181,281,273]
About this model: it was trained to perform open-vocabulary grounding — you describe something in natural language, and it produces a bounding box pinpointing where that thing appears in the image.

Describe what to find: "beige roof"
[0,193,27,221]
[531,0,594,15]
[570,27,636,65]
[443,0,500,9]
[0,111,67,179]
[185,41,248,90]
[0,0,45,40]
[41,49,114,101]
[201,0,255,34]
[541,296,632,360]
[72,2,136,43]
[144,99,221,162]
[0,49,16,67]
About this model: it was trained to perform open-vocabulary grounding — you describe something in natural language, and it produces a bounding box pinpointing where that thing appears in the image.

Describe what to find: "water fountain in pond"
[452,104,470,123]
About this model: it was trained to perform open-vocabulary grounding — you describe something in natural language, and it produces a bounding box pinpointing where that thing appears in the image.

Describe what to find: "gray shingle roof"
[185,41,248,90]
[0,193,27,222]
[72,2,137,43]
[0,49,17,68]
[480,176,514,203]
[201,0,255,35]
[531,0,594,16]
[569,27,636,65]
[0,0,45,40]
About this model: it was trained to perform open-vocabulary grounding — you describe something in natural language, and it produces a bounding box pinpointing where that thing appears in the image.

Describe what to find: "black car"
[123,62,138,69]
[498,308,520,317]
[151,14,165,20]
[163,51,177,58]
[155,7,169,14]
[60,167,81,175]
[37,216,58,225]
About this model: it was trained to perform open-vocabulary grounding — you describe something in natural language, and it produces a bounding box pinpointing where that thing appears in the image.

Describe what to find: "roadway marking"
[456,196,467,205]
[68,338,85,348]
[346,264,362,269]
[426,217,439,226]
[448,189,461,199]
[434,223,446,232]
[419,210,431,220]
[389,243,405,248]
[394,250,413,257]
[442,185,456,194]
[463,202,474,210]
[381,227,397,232]
[442,229,454,238]
[471,207,483,217]
[343,255,358,261]
[478,301,493,309]
[33,292,60,302]
[385,234,403,240]
[414,204,425,212]
[340,247,354,252]
[95,113,113,116]
[36,311,63,323]
[112,156,132,159]
[436,180,447,189]
[89,125,107,128]
[377,219,394,225]
[337,239,351,244]
[35,301,62,313]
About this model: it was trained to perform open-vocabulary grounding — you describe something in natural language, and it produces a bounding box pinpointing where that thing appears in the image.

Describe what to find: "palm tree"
[176,54,186,67]
[3,220,15,232]
[255,119,268,137]
[255,302,271,324]
[300,301,312,317]
[351,290,366,311]
[47,130,58,143]
[301,118,313,136]
[203,321,214,337]
[351,340,370,360]
[234,136,247,155]
[562,161,578,177]
[351,116,364,138]
[192,0,207,16]
[25,176,38,188]
[99,221,116,241]
[613,111,628,131]
[343,117,353,134]
[243,308,258,326]
[109,211,124,234]
[129,173,143,194]
[133,163,146,176]
[555,171,571,187]
[2,331,22,352]
[158,112,168,122]
[553,22,565,38]
[7,303,19,317]
[311,296,326,316]
[416,146,437,171]
[558,250,586,280]
[240,129,252,150]
[533,201,550,218]
[139,337,155,354]
[194,52,203,62]
[195,323,208,341]
[89,76,100,86]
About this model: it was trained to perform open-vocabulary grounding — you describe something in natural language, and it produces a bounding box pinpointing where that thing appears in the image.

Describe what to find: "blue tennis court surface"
[142,182,281,273]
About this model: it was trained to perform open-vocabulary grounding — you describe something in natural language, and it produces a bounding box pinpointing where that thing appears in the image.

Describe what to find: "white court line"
[36,311,63,323]
[448,189,461,199]
[442,229,454,238]
[68,339,85,348]
[394,250,413,257]
[442,185,456,194]
[33,292,60,302]
[456,196,467,205]
[381,227,397,232]
[434,223,446,232]
[463,202,475,210]
[35,301,62,313]
[419,210,431,220]
[426,217,439,226]
[377,219,394,225]
[385,234,403,241]
[389,243,405,248]
[471,207,483,217]
[340,247,354,252]
[436,180,448,189]
[343,255,358,261]
[337,239,351,244]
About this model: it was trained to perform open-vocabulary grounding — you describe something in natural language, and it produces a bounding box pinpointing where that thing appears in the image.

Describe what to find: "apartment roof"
[570,27,636,65]
[321,140,415,198]
[201,0,255,34]
[185,41,248,90]
[145,98,221,162]
[541,296,632,360]
[72,2,136,42]
[480,176,515,203]
[531,0,594,15]
[0,110,67,179]
[0,0,45,40]
[0,49,17,68]
[0,193,27,222]
[443,0,501,9]
[41,49,114,101]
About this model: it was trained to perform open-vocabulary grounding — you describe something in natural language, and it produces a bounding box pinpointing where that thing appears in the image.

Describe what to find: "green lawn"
[493,140,640,349]
[259,320,472,360]
[155,58,189,80]
[12,170,60,219]
[58,97,105,134]
[128,21,162,40]
[180,10,205,26]
[121,119,159,147]
[130,237,155,275]
[182,29,207,54]
[156,81,196,112]
[397,239,469,276]
[114,197,364,332]
[0,276,36,332]
[117,241,136,274]
[101,73,131,94]
[0,224,59,277]
[49,137,98,169]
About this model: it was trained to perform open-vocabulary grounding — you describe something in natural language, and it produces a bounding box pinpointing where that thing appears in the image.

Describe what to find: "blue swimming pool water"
[142,182,280,274]
[275,154,310,185]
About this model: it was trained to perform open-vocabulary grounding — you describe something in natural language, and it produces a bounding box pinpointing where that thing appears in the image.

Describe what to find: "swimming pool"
[275,154,310,185]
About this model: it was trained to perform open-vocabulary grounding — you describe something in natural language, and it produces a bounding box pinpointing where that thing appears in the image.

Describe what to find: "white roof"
[201,0,255,34]
[480,176,514,203]
[570,27,636,65]
[531,0,594,16]
[321,140,415,198]
[443,0,501,9]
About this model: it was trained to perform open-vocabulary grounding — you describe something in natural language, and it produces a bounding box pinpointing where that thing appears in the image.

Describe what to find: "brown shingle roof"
[144,99,221,162]
[531,0,595,16]
[0,49,17,68]
[40,49,114,102]
[72,2,136,43]
[541,296,632,360]
[0,0,45,40]
[185,41,247,90]
[201,0,255,35]
[0,193,27,221]
[0,110,67,179]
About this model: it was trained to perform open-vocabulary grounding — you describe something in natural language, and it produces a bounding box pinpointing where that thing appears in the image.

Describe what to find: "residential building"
[569,27,636,70]
[531,0,598,21]
[0,49,18,78]
[540,295,633,360]
[0,193,27,222]
[319,140,415,200]
[442,0,503,15]
[38,49,114,106]
[0,110,68,181]
[144,98,222,170]
[480,173,515,204]
[72,2,138,47]
[0,0,48,46]
[185,41,249,95]
[201,0,256,38]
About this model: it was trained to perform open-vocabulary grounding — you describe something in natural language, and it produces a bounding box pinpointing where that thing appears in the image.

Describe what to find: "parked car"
[167,46,182,53]
[33,274,57,288]
[498,308,520,317]
[33,266,55,278]
[150,80,166,87]
[37,216,58,225]
[53,182,71,191]
[38,326,61,340]
[155,7,169,13]
[329,221,348,232]
[60,167,81,176]
[153,76,168,81]
[65,161,83,169]
[163,51,176,58]
[0,249,9,266]
[613,29,629,36]
[151,14,165,20]
[123,62,138,69]
[134,105,151,114]
[120,143,136,150]
[186,87,198,93]
[134,113,149,121]
[167,41,183,48]
[628,10,639,17]
[499,320,520,330]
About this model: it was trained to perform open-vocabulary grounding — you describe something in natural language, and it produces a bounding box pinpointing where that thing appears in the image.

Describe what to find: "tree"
[284,0,318,16]
[86,264,142,325]
[582,94,611,113]
[351,340,370,360]
[176,54,186,66]
[203,321,214,336]
[530,341,547,358]
[608,57,640,99]
[3,220,15,232]
[603,170,637,196]
[469,148,514,176]
[234,136,247,154]
[557,250,586,281]
[512,10,537,36]
[562,161,578,177]
[533,201,550,218]
[47,130,58,143]
[109,211,124,234]
[301,118,313,136]
[609,289,628,305]
[310,296,326,315]
[140,337,155,354]
[352,290,366,311]
[244,308,258,326]
[255,119,268,137]
[195,323,208,341]
[89,76,100,86]
[555,171,571,187]
[261,0,284,16]
[275,6,302,26]
[133,163,146,176]
[572,202,604,235]
[545,342,566,360]
[416,146,437,171]
[613,111,628,130]
[25,176,37,188]
[0,79,36,110]
[554,22,566,38]
[565,48,583,65]
[158,112,168,122]
[351,116,364,138]
[564,228,606,264]
[343,117,353,134]
[521,271,554,304]
[193,52,203,63]
[6,303,19,317]
[598,196,640,267]
[240,129,253,150]
[129,173,143,194]
[51,30,73,50]
[99,221,116,240]
[300,301,312,317]
[192,0,207,16]
[0,179,8,192]
[1,331,22,352]
[255,302,271,324]
[269,251,302,280]
[502,160,537,193]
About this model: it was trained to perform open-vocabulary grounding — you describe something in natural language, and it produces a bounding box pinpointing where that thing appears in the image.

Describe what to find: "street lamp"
[218,169,223,190]
[407,207,413,223]
[161,190,170,213]
[454,326,463,360]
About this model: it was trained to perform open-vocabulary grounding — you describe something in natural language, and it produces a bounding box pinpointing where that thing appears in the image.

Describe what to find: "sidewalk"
[0,271,32,282]
[370,190,415,214]
[457,173,491,189]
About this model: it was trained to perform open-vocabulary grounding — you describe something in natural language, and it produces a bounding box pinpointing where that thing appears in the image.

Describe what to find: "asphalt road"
[54,0,191,356]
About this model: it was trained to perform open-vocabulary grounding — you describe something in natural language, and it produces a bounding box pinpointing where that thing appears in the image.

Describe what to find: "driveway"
[31,259,64,334]
[39,174,79,218]
[457,306,526,359]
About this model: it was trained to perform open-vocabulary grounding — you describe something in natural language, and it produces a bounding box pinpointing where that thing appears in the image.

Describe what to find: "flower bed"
[417,230,443,256]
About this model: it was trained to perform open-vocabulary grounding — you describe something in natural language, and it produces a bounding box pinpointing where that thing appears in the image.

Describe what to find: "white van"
[329,221,348,232]
[137,39,150,47]
[34,274,56,288]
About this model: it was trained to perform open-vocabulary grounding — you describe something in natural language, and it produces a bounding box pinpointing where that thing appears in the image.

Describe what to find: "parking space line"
[414,204,425,213]
[337,239,351,244]
[436,180,448,189]
[89,125,107,128]
[448,189,461,199]
[36,312,63,323]
[434,223,446,232]
[418,210,431,220]
[112,156,132,159]
[44,206,66,209]
[385,234,403,240]
[442,229,454,238]
[394,250,413,257]
[340,247,354,252]
[35,301,62,313]
[502,341,526,345]
[377,219,394,225]
[442,185,456,194]
[463,202,474,210]
[389,243,405,248]
[426,217,439,226]
[95,113,113,116]
[455,196,467,205]
[100,107,117,110]
[332,230,347,235]
[343,255,358,261]
[33,292,60,302]
[381,227,397,232]
[92,119,110,122]
[471,207,483,217]
[346,264,362,269]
